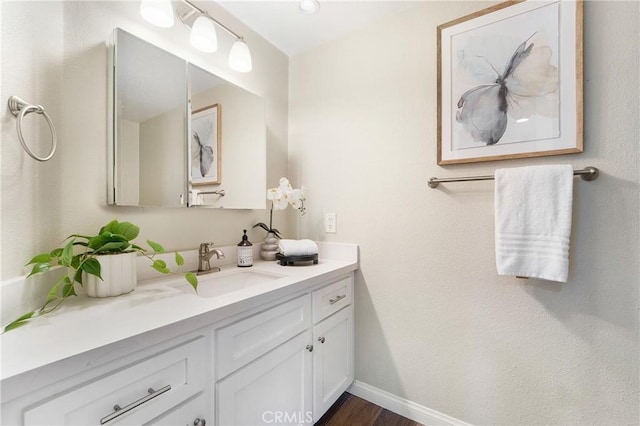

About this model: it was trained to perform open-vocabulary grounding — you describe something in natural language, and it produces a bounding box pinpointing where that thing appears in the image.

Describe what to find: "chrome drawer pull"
[100,385,171,424]
[329,294,346,305]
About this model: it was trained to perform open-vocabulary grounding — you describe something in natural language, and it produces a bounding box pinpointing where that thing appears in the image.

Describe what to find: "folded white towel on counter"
[278,239,318,257]
[495,165,574,282]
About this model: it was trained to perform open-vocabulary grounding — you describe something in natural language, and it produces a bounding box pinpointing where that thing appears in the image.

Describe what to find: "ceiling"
[216,1,421,56]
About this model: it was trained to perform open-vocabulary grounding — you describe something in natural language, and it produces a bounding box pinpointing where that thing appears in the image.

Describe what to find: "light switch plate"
[324,213,337,233]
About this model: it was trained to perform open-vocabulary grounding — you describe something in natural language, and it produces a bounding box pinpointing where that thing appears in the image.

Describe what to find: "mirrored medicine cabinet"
[108,28,266,209]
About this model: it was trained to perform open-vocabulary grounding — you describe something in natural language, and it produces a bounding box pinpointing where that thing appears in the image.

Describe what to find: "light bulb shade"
[229,39,252,72]
[299,0,320,15]
[190,16,218,53]
[140,0,174,28]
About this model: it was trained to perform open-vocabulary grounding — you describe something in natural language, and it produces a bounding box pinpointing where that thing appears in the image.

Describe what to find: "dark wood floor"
[315,392,422,426]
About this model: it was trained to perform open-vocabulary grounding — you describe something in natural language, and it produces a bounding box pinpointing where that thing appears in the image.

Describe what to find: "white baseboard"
[348,380,472,426]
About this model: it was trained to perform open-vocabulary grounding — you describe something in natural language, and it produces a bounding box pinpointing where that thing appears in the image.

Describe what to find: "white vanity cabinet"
[1,263,357,426]
[311,276,354,422]
[2,333,211,426]
[214,274,354,425]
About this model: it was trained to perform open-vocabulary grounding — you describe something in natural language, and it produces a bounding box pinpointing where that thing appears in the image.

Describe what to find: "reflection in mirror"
[108,29,266,209]
[112,29,187,207]
[188,64,266,209]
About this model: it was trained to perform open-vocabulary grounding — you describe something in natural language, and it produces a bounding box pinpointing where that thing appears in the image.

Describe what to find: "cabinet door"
[312,306,354,422]
[217,331,313,425]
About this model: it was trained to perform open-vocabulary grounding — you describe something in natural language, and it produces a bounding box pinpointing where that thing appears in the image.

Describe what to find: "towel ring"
[7,96,57,162]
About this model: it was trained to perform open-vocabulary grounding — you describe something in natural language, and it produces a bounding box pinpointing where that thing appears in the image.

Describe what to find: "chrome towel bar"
[427,166,599,189]
[198,190,225,196]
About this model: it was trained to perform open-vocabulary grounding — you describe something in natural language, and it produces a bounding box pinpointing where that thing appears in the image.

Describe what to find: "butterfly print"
[456,33,559,145]
[193,131,214,177]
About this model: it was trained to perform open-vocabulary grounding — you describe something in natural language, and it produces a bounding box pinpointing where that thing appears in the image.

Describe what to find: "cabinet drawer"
[312,276,352,324]
[216,294,311,379]
[145,391,209,426]
[23,337,207,426]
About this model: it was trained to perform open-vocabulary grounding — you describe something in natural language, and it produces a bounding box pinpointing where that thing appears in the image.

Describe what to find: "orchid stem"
[269,203,274,230]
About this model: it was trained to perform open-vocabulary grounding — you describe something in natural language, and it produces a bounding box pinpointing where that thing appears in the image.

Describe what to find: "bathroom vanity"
[0,243,358,425]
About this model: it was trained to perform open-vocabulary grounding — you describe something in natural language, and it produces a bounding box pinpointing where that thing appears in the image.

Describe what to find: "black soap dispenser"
[237,229,253,268]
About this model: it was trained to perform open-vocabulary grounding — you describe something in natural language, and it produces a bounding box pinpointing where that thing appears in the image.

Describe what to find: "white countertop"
[0,242,358,384]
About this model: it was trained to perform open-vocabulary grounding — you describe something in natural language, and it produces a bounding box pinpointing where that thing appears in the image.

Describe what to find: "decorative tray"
[276,253,319,266]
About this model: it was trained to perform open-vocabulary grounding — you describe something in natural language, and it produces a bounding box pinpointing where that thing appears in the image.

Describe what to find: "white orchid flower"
[266,187,282,201]
[288,187,307,214]
[288,188,302,208]
[255,177,307,238]
[272,196,288,210]
[278,177,291,188]
[278,180,293,197]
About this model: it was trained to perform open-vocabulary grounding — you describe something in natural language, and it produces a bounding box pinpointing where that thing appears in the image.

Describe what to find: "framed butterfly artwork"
[437,0,583,165]
[190,103,222,185]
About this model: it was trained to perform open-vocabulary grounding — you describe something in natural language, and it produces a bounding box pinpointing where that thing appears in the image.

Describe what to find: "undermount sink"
[175,268,284,298]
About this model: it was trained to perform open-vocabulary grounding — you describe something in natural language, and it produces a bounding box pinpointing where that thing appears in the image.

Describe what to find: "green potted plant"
[253,177,306,260]
[4,219,198,332]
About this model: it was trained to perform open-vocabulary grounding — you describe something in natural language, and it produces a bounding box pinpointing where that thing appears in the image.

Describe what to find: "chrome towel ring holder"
[7,95,57,162]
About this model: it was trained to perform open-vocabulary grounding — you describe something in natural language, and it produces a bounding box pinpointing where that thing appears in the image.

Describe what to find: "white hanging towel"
[495,165,574,282]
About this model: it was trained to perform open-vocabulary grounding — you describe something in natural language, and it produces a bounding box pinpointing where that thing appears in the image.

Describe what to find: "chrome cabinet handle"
[194,418,206,426]
[318,336,325,344]
[306,344,314,352]
[100,385,171,424]
[329,294,346,305]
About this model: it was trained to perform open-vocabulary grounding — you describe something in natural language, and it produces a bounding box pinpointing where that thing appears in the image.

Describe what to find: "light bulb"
[140,0,175,28]
[190,16,218,53]
[299,0,320,15]
[229,38,252,72]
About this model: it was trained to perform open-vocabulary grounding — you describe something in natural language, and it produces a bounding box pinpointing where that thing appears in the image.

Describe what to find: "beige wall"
[290,1,639,424]
[139,108,185,206]
[1,1,289,280]
[118,119,140,205]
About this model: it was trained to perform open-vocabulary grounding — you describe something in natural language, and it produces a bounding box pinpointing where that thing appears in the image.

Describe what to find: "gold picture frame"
[190,103,222,185]
[437,0,583,165]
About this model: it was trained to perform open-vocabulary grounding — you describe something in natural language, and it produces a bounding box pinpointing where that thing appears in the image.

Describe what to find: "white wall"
[290,1,639,424]
[0,1,289,281]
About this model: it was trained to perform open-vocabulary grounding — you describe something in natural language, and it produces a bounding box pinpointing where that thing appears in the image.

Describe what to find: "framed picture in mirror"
[437,0,583,165]
[191,104,221,185]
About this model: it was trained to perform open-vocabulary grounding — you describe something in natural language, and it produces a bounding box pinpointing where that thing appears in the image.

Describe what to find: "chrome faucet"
[198,242,225,274]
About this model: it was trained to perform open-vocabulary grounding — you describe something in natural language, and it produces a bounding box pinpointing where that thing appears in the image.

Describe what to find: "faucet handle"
[199,242,215,253]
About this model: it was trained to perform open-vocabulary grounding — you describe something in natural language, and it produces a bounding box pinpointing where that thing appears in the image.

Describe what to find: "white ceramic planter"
[83,252,137,298]
[260,232,279,261]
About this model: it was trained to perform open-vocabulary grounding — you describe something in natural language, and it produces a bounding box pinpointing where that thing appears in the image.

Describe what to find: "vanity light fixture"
[299,0,320,15]
[190,15,218,53]
[140,0,175,28]
[228,37,252,73]
[140,0,252,72]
